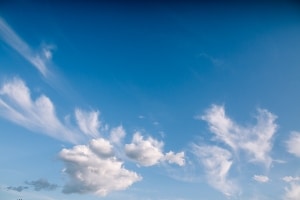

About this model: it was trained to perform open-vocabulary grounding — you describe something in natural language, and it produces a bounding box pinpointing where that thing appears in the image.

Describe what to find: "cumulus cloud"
[0,77,81,143]
[192,145,238,196]
[75,109,100,138]
[125,133,164,166]
[25,179,58,191]
[6,186,28,192]
[253,175,269,183]
[164,151,185,166]
[283,176,300,183]
[284,183,300,200]
[125,132,185,167]
[59,138,141,196]
[199,104,277,167]
[0,17,49,77]
[286,132,300,157]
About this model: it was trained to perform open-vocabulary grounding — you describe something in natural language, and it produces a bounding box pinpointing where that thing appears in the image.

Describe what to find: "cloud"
[6,186,28,192]
[284,183,300,200]
[110,126,126,145]
[253,175,269,183]
[25,179,58,191]
[199,104,277,167]
[59,138,141,196]
[75,109,100,138]
[125,132,185,167]
[192,144,238,196]
[198,53,224,66]
[283,176,300,183]
[286,132,300,157]
[0,77,81,143]
[164,151,185,166]
[125,133,164,166]
[0,17,50,77]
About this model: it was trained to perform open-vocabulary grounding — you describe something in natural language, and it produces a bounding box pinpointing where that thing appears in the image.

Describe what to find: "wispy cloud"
[192,144,238,197]
[284,183,300,200]
[110,125,126,145]
[125,132,185,167]
[253,175,269,183]
[75,109,101,138]
[286,132,300,157]
[198,104,277,167]
[283,176,300,183]
[0,77,82,143]
[59,138,142,196]
[0,17,50,78]
[25,179,58,191]
[198,53,224,66]
[6,186,28,192]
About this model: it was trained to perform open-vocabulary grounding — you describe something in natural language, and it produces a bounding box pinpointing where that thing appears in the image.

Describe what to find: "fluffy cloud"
[125,132,185,167]
[164,151,185,166]
[0,77,81,143]
[75,109,100,138]
[59,138,141,196]
[284,183,300,200]
[192,145,238,196]
[286,132,300,157]
[125,133,164,166]
[199,104,277,167]
[25,179,58,191]
[253,175,269,183]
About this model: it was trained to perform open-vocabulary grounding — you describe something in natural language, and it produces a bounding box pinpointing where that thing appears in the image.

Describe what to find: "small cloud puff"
[282,176,300,183]
[253,175,269,183]
[286,132,300,157]
[125,132,185,167]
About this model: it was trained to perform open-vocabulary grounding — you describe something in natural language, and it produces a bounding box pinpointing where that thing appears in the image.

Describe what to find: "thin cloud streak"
[0,17,49,77]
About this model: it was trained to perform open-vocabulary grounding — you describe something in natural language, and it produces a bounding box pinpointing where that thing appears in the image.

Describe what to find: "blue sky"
[1,1,300,200]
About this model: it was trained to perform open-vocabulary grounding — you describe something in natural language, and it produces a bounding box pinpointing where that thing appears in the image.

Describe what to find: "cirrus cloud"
[199,104,277,167]
[0,77,81,143]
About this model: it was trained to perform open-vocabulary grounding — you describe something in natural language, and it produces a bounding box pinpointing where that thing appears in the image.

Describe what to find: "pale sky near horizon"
[1,1,300,200]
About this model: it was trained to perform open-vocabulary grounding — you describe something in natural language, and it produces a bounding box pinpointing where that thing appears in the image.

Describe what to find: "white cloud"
[125,132,164,166]
[0,77,81,143]
[164,151,185,166]
[253,175,269,183]
[199,104,277,167]
[192,145,238,196]
[75,109,100,138]
[59,138,141,196]
[284,183,300,200]
[110,126,126,145]
[0,17,49,77]
[286,132,300,157]
[283,176,300,183]
[125,132,185,167]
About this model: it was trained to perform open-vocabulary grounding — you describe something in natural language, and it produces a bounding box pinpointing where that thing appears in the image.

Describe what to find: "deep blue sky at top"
[1,0,300,147]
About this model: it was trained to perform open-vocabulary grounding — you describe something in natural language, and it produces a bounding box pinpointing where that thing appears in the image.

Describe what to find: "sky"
[1,1,300,200]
